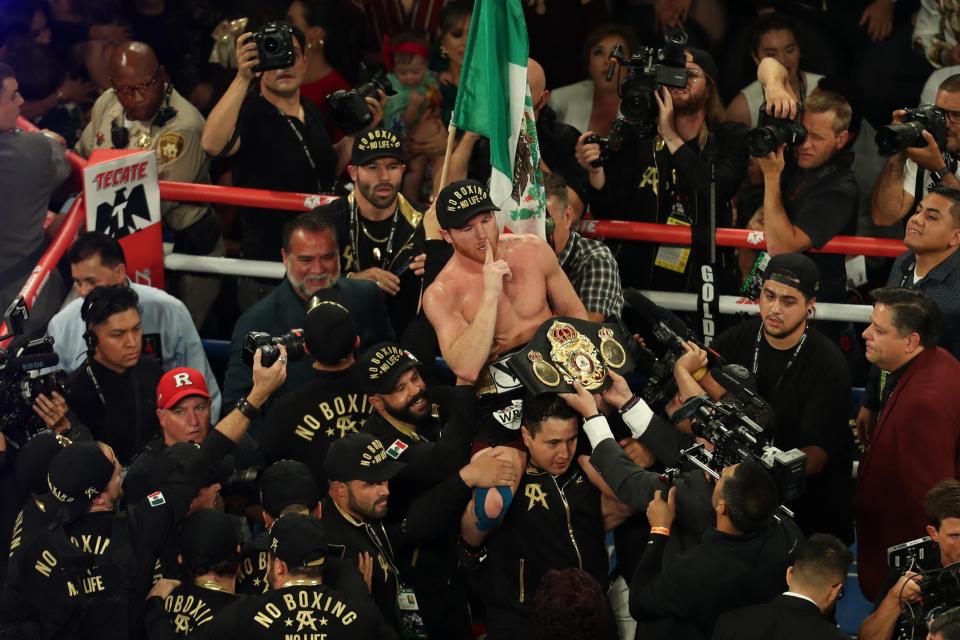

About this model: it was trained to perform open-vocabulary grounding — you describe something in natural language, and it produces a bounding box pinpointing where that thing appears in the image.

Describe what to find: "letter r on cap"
[173,372,192,388]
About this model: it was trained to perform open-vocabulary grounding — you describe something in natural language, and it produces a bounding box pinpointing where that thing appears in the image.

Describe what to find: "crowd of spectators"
[5,0,960,638]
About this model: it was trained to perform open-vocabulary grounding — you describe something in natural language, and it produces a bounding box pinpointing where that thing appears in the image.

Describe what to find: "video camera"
[603,29,690,134]
[0,297,67,449]
[665,395,806,503]
[748,102,807,157]
[895,560,960,640]
[326,70,394,135]
[876,104,949,157]
[241,329,306,368]
[249,22,297,72]
[621,290,713,411]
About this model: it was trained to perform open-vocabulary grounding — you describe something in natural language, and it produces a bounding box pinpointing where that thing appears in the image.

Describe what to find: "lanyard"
[752,324,807,392]
[279,107,324,193]
[350,199,400,270]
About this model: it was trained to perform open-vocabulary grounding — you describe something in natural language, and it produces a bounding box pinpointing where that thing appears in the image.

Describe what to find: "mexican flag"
[451,0,546,237]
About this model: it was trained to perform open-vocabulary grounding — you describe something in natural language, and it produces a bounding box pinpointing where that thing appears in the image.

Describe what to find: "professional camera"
[250,22,296,72]
[0,298,66,449]
[241,329,306,368]
[748,102,807,157]
[605,29,690,133]
[668,395,807,503]
[582,119,633,168]
[876,104,949,157]
[895,562,960,640]
[326,70,394,135]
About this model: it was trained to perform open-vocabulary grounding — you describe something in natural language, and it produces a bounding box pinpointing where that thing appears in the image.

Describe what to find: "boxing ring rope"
[4,114,903,347]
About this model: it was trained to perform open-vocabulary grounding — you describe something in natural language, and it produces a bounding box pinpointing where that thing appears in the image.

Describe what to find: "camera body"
[326,71,394,135]
[0,335,67,449]
[671,396,807,502]
[876,104,949,157]
[748,103,808,157]
[582,119,632,168]
[250,22,296,72]
[895,561,960,640]
[606,29,689,133]
[241,329,306,368]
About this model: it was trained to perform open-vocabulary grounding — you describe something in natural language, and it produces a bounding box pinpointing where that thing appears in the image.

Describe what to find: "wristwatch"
[235,397,261,419]
[931,167,949,184]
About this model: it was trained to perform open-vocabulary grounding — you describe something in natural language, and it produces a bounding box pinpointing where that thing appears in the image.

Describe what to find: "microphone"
[4,352,60,372]
[710,364,767,411]
[623,289,714,379]
[605,43,622,82]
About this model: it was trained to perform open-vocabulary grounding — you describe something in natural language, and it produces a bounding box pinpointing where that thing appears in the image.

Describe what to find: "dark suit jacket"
[222,278,394,435]
[856,347,960,600]
[712,594,850,640]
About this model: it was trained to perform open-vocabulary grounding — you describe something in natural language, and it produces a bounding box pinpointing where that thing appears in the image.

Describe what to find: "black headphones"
[80,294,101,355]
[110,95,178,149]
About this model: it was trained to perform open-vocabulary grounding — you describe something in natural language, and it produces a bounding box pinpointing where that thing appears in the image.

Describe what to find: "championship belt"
[476,351,524,397]
[508,317,636,395]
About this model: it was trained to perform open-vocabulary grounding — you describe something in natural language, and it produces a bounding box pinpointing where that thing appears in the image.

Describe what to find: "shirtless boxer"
[423,179,588,529]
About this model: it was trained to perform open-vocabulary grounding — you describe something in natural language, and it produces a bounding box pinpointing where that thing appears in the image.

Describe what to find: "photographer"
[629,460,801,640]
[871,74,960,227]
[859,479,960,640]
[201,22,385,309]
[575,46,748,292]
[755,83,858,306]
[261,298,370,491]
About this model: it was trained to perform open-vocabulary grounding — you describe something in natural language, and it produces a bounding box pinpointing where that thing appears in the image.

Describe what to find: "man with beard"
[575,48,748,292]
[223,210,394,436]
[322,431,515,635]
[711,254,854,544]
[316,128,426,335]
[357,342,515,638]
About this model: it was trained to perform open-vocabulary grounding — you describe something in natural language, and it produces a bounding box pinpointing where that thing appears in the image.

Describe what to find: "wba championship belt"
[508,317,636,394]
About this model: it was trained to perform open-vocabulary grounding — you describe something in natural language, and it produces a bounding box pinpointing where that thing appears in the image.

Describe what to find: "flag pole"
[436,121,459,199]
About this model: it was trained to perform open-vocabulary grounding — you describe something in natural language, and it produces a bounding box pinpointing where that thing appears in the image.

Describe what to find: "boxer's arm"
[423,281,499,383]
[542,242,589,319]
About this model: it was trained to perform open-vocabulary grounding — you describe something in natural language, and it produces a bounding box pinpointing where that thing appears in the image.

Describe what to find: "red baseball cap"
[156,367,211,409]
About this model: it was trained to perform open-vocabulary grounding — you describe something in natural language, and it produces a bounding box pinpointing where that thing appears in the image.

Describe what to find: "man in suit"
[856,288,960,601]
[223,209,394,435]
[713,534,852,640]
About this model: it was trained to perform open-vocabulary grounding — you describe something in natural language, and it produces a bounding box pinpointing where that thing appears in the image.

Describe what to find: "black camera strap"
[278,106,324,194]
[753,323,807,392]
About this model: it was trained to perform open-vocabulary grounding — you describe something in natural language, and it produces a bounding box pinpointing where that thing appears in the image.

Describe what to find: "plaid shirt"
[557,231,624,319]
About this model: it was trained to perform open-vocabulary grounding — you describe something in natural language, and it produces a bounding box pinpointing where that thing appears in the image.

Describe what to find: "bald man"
[76,41,223,328]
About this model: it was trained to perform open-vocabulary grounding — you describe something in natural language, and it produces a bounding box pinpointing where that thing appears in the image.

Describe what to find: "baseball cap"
[762,253,820,299]
[351,128,405,165]
[157,367,211,410]
[304,295,357,365]
[16,431,72,496]
[323,432,404,483]
[266,513,327,569]
[685,47,719,83]
[260,460,320,518]
[437,179,499,230]
[179,508,242,570]
[357,341,420,394]
[45,441,116,522]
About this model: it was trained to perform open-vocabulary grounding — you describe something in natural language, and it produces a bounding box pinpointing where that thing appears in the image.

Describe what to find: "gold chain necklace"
[195,579,229,592]
[360,222,389,243]
[280,578,322,588]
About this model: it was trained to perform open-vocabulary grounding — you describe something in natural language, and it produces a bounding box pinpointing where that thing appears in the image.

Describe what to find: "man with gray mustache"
[222,209,394,436]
